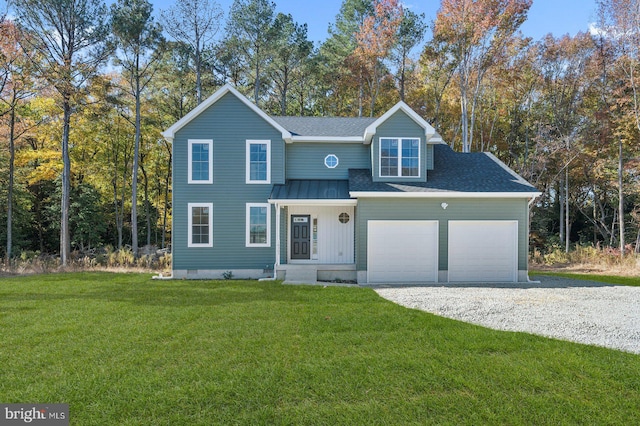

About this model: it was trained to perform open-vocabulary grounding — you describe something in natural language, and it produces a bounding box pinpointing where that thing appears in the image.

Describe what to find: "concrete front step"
[283,266,318,284]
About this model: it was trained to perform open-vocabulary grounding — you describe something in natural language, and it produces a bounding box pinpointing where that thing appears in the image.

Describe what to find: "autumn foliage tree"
[434,0,532,152]
[353,0,402,116]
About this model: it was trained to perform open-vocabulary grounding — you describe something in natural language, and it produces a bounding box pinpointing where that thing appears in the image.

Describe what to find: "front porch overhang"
[268,199,357,206]
[269,179,356,206]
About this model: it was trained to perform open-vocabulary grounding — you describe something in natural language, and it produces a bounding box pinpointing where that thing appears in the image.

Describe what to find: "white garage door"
[367,221,438,283]
[448,221,518,282]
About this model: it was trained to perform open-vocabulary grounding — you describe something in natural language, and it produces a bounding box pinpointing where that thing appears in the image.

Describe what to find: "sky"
[149,0,600,44]
[1,0,599,44]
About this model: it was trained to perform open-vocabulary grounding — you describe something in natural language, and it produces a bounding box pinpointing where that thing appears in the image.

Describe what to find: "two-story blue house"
[162,84,540,284]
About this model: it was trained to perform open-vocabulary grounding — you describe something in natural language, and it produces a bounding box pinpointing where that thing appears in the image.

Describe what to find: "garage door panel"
[368,221,438,283]
[448,221,517,282]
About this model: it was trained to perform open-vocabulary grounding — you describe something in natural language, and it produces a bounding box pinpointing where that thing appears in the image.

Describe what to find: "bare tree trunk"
[618,136,625,256]
[195,32,202,104]
[559,179,565,247]
[161,141,171,249]
[6,106,15,263]
[131,71,141,258]
[140,161,151,247]
[565,167,570,253]
[60,97,72,266]
[460,73,469,152]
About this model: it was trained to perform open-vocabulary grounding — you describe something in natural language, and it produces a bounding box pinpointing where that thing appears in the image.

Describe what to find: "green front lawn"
[0,273,638,425]
[531,270,640,286]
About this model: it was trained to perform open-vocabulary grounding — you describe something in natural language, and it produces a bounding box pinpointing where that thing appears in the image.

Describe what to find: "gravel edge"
[374,277,640,354]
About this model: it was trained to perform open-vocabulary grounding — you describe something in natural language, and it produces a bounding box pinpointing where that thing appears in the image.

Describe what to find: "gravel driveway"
[374,276,640,354]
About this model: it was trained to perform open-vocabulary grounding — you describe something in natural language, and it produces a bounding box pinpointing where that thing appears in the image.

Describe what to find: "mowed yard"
[0,273,638,425]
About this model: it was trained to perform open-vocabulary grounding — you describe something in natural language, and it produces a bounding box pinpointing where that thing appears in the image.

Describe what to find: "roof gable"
[162,84,292,142]
[364,101,441,144]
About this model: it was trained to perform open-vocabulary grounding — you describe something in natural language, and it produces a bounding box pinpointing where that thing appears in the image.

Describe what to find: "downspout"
[260,202,280,282]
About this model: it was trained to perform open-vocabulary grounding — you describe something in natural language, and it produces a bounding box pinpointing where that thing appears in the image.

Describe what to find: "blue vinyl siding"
[355,198,530,272]
[173,92,283,271]
[286,143,370,179]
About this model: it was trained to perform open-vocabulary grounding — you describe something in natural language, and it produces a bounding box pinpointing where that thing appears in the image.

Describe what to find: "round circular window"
[324,154,339,169]
[338,212,350,224]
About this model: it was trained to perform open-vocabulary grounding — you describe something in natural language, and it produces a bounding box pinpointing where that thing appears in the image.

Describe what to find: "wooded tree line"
[1,0,639,264]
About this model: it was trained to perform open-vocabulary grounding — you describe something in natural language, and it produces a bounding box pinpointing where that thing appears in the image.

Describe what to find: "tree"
[353,0,402,116]
[319,0,374,116]
[112,0,164,257]
[391,8,425,101]
[434,0,532,152]
[225,0,276,105]
[11,0,111,265]
[267,13,313,115]
[0,20,38,262]
[161,0,223,104]
[596,0,640,255]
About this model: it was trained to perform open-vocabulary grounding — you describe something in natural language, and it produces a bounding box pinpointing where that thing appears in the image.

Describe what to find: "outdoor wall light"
[441,202,448,210]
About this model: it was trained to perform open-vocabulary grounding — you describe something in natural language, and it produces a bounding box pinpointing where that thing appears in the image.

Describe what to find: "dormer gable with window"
[364,102,443,183]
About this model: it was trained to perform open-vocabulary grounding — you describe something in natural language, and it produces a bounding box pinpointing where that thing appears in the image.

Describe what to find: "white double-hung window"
[188,139,213,184]
[246,140,271,184]
[246,203,271,247]
[188,203,213,247]
[379,138,420,177]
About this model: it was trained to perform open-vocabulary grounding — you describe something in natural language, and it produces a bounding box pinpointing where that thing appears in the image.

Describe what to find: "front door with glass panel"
[291,215,311,260]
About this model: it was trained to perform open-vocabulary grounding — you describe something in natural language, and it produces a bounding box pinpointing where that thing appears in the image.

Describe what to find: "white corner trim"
[162,84,292,141]
[349,191,542,199]
[364,101,436,143]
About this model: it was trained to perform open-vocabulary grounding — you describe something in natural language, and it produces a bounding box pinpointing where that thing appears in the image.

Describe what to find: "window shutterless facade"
[188,139,213,184]
[246,203,271,247]
[379,138,420,177]
[188,203,213,247]
[246,140,271,184]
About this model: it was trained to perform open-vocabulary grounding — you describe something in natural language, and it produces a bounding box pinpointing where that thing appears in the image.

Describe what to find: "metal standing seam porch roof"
[270,180,351,201]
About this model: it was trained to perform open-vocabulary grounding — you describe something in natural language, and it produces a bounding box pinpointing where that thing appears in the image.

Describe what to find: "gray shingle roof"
[349,144,539,194]
[271,116,377,137]
[270,180,351,200]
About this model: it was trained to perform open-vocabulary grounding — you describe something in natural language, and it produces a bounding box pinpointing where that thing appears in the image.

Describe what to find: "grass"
[531,270,640,287]
[0,273,639,425]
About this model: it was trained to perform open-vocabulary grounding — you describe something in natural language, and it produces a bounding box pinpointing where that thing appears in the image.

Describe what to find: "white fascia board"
[162,84,292,142]
[349,191,542,199]
[268,199,358,206]
[288,136,365,143]
[364,101,437,143]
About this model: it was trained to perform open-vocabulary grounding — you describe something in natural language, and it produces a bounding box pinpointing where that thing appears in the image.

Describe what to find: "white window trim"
[188,139,213,184]
[246,139,271,184]
[246,203,271,247]
[324,154,339,169]
[378,137,421,178]
[188,203,213,248]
